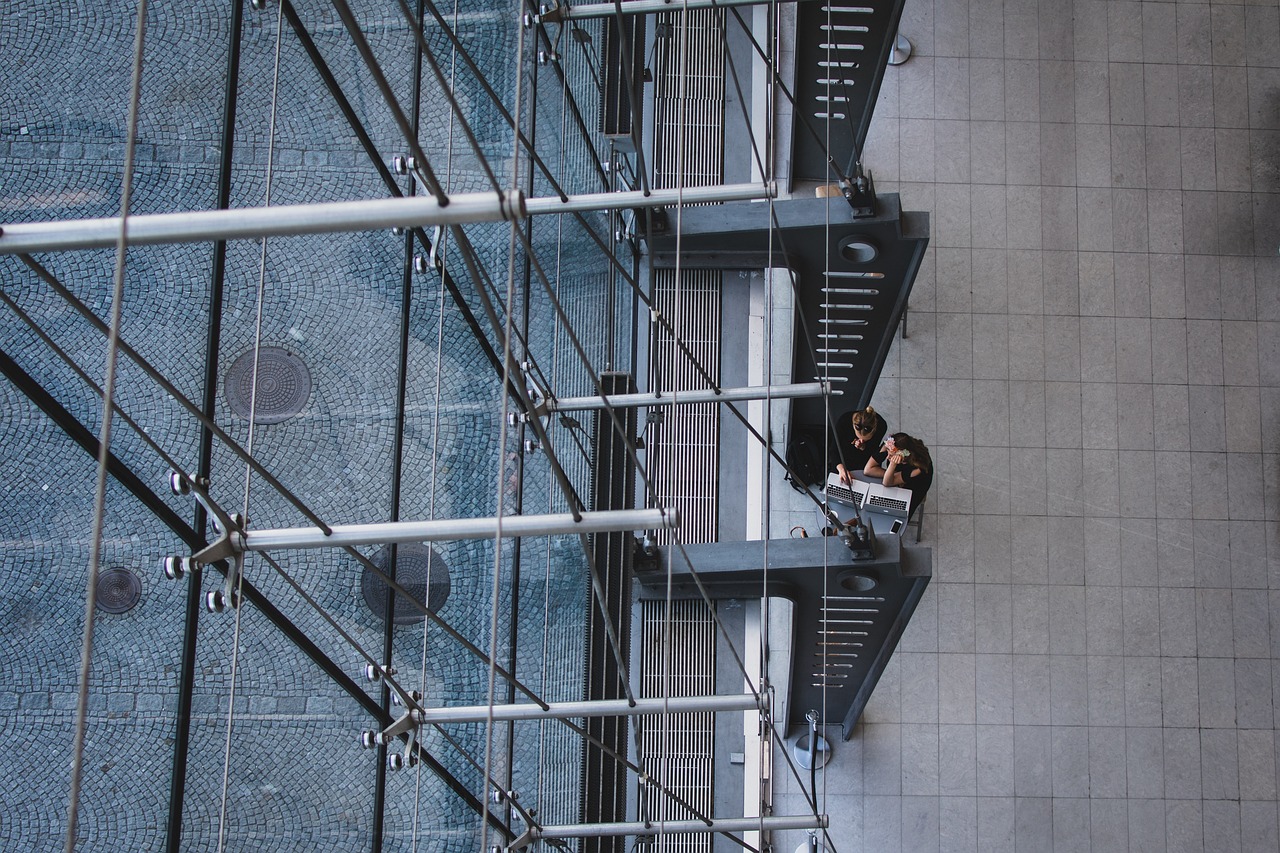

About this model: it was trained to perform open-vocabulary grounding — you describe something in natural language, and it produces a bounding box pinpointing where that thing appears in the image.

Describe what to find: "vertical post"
[503,40,541,830]
[166,0,245,848]
[371,1,429,849]
[580,372,637,853]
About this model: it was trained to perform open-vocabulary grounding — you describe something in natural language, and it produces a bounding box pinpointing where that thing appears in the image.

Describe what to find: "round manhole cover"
[224,346,312,424]
[361,544,450,625]
[96,568,141,614]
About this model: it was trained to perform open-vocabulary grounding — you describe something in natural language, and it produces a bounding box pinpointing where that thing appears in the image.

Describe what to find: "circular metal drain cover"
[361,544,450,625]
[96,568,141,614]
[224,346,312,424]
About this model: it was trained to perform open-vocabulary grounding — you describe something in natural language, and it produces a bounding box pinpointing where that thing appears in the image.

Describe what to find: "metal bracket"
[382,707,425,741]
[168,471,247,611]
[842,162,877,218]
[381,710,423,771]
[524,381,549,422]
[359,664,430,771]
[427,225,445,272]
[535,1,563,23]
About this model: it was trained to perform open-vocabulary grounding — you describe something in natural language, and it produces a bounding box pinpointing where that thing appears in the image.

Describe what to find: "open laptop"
[823,472,912,519]
[863,482,913,518]
[824,472,868,508]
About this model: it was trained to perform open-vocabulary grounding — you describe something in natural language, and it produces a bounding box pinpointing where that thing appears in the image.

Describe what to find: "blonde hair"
[851,406,877,431]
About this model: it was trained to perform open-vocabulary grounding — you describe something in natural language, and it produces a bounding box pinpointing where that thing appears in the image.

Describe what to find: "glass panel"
[2,0,625,846]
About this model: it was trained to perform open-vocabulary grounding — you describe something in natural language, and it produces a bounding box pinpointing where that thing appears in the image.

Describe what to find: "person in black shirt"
[864,432,933,514]
[833,405,888,484]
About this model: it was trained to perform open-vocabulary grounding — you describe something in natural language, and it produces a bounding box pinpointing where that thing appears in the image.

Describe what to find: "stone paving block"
[192,695,223,715]
[20,692,50,710]
[107,693,136,713]
[136,693,165,712]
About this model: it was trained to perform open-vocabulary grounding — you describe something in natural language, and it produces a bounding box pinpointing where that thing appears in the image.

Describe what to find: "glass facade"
[1,1,627,848]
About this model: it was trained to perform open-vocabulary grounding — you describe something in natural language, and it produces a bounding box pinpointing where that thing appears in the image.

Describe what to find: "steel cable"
[63,2,148,849]
[216,3,287,848]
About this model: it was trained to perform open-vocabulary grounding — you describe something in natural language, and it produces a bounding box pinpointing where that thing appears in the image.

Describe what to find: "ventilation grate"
[646,269,722,544]
[639,598,716,853]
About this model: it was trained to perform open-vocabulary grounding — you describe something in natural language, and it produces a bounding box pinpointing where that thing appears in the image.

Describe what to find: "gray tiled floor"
[776,0,1279,849]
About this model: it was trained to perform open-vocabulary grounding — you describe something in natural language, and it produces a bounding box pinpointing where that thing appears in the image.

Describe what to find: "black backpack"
[784,428,823,491]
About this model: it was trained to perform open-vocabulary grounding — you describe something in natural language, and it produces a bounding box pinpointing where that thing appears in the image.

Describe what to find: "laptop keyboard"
[867,494,909,512]
[824,482,862,506]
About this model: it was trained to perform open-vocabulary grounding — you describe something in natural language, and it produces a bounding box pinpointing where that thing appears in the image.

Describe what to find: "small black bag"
[784,428,824,491]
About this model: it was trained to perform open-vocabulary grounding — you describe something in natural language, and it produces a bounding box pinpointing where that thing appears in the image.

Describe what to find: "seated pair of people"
[832,406,933,515]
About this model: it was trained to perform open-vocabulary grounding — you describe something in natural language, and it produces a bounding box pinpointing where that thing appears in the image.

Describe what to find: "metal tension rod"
[0,184,773,254]
[542,0,823,20]
[243,508,678,552]
[410,693,760,724]
[545,381,832,412]
[519,815,828,845]
[521,182,773,213]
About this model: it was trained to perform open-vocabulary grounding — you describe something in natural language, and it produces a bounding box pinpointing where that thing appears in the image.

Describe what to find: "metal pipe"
[546,381,830,412]
[0,184,772,254]
[534,815,828,840]
[245,508,679,551]
[525,182,773,213]
[0,191,524,253]
[412,693,759,724]
[545,0,814,20]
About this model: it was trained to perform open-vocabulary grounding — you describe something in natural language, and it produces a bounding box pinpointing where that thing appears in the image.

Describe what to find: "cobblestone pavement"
[0,0,617,849]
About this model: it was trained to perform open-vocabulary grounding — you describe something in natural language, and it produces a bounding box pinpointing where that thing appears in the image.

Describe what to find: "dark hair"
[890,432,932,474]
[851,405,878,431]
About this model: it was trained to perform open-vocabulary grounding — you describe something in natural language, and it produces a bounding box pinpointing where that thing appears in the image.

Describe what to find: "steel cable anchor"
[162,471,247,612]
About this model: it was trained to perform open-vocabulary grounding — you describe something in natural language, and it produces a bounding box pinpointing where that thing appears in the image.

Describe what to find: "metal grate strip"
[640,15,729,852]
[651,9,727,191]
[639,598,717,853]
[647,269,721,544]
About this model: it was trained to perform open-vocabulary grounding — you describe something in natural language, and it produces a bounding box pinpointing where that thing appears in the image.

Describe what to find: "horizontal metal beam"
[0,184,773,254]
[532,815,828,840]
[414,693,760,724]
[546,381,831,412]
[523,182,772,215]
[244,508,678,551]
[0,191,520,254]
[542,0,827,21]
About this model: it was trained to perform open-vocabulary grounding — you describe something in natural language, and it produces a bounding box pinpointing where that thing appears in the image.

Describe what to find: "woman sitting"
[833,405,887,484]
[864,432,933,514]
